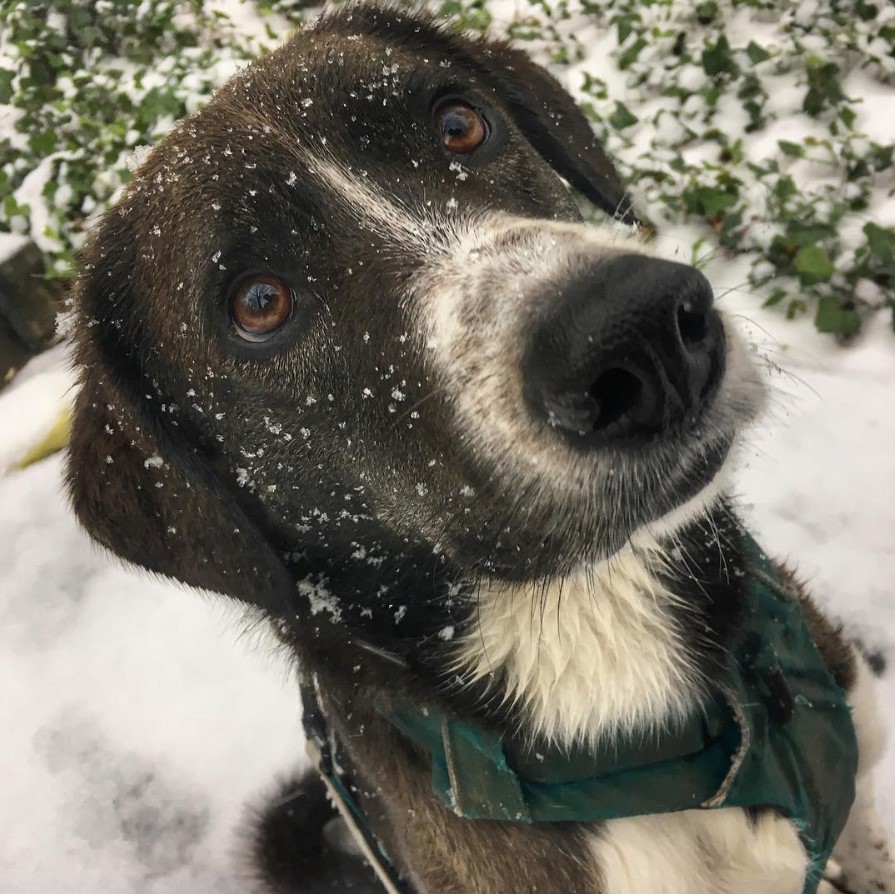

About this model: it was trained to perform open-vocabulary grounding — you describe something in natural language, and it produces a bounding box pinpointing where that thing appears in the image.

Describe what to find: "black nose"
[523,255,725,447]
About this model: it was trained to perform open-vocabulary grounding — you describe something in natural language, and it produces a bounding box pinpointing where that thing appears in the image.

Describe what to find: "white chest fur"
[454,546,704,746]
[591,808,808,893]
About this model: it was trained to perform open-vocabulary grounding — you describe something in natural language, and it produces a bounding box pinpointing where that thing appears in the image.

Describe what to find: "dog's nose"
[523,255,725,446]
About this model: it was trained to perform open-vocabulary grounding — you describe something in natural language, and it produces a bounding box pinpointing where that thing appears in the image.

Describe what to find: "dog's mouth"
[470,429,736,580]
[649,431,735,519]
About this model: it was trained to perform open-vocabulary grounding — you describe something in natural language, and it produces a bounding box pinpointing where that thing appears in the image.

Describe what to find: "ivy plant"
[1,0,892,337]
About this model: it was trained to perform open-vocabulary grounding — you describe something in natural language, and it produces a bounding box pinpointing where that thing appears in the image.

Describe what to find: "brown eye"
[435,101,488,154]
[231,275,293,342]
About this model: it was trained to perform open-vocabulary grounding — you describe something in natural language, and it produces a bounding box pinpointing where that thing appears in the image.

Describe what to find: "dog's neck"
[287,499,748,751]
[449,504,748,747]
[453,543,704,746]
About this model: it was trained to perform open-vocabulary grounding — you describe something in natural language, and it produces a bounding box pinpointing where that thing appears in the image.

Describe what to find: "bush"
[1,0,893,337]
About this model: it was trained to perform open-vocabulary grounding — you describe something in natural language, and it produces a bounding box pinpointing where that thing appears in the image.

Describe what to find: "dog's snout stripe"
[300,150,437,254]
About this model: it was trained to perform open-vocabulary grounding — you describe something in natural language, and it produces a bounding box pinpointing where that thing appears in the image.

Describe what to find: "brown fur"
[315,674,603,894]
[775,562,857,692]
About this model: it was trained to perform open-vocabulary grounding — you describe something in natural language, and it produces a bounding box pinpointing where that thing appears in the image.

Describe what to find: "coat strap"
[301,675,414,894]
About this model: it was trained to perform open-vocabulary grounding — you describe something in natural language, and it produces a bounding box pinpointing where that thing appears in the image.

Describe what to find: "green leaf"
[815,296,860,336]
[618,36,647,70]
[0,68,14,104]
[682,185,738,218]
[864,222,895,262]
[719,138,744,164]
[745,41,771,64]
[29,130,57,156]
[702,35,738,77]
[803,57,844,116]
[737,73,762,101]
[716,209,743,248]
[137,87,186,127]
[870,142,894,171]
[787,221,836,247]
[581,72,608,99]
[701,85,721,107]
[608,101,638,131]
[855,1,878,20]
[794,245,834,284]
[3,195,29,218]
[778,140,804,158]
[549,45,570,65]
[763,288,788,307]
[614,13,640,46]
[695,1,717,24]
[772,175,797,203]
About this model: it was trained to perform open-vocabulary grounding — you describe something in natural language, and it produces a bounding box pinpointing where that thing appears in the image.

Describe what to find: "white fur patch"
[455,541,705,746]
[849,654,888,776]
[582,639,895,894]
[589,807,808,894]
[305,153,435,254]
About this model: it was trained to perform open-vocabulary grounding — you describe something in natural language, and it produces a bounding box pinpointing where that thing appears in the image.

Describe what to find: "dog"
[65,4,894,893]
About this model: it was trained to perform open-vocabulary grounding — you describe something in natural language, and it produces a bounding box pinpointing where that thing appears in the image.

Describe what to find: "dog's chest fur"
[455,545,704,746]
[589,808,808,894]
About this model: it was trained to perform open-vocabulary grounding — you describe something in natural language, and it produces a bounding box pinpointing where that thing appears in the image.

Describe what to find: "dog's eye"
[230,275,293,341]
[434,100,488,154]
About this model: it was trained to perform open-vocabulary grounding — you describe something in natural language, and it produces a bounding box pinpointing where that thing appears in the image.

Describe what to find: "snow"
[0,444,303,894]
[0,4,893,892]
[0,345,72,473]
[0,231,28,263]
[14,154,64,253]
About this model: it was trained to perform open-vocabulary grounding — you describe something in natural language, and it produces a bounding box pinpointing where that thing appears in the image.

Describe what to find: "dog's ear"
[66,226,294,613]
[472,39,638,224]
[316,6,636,222]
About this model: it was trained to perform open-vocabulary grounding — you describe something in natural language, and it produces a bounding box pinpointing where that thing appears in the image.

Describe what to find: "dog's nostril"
[677,300,709,347]
[589,369,642,431]
[523,256,726,449]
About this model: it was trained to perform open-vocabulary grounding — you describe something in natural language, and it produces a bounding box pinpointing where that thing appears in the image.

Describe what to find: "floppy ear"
[471,39,639,225]
[66,232,295,615]
[316,6,637,223]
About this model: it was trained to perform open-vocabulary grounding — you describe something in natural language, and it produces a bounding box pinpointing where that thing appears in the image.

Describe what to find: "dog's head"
[68,5,762,652]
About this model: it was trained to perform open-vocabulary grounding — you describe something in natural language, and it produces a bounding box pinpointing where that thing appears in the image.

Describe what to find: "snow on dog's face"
[69,6,762,642]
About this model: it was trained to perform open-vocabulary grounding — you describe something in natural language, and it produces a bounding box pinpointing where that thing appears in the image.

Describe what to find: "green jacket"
[380,536,858,894]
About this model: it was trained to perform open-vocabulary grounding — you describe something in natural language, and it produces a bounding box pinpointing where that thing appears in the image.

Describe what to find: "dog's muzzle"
[523,255,726,447]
